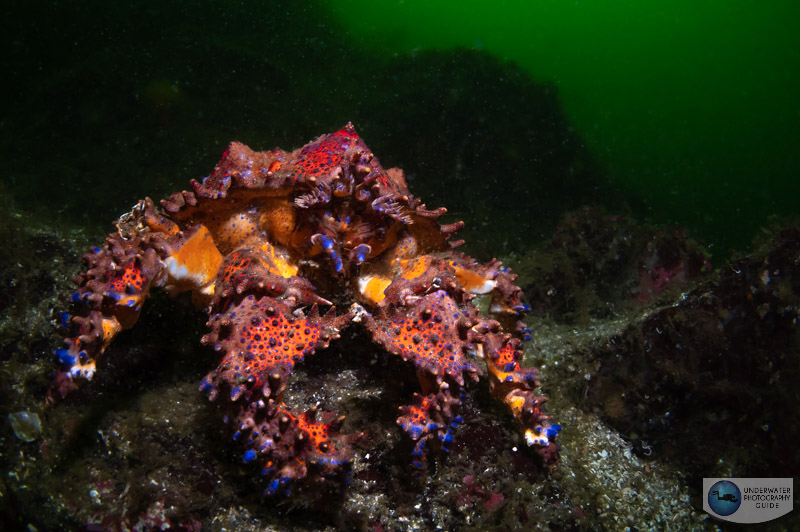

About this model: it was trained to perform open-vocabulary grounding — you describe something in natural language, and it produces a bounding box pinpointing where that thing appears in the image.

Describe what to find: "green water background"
[2,1,798,258]
[328,0,800,254]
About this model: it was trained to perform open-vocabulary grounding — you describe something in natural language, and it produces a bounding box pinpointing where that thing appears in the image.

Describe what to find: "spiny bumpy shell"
[54,124,559,500]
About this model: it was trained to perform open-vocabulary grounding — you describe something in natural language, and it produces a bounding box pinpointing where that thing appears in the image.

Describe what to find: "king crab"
[52,123,559,497]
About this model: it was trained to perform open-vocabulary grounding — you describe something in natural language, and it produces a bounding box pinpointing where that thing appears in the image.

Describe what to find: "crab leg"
[199,295,354,495]
[51,199,224,399]
[471,324,561,467]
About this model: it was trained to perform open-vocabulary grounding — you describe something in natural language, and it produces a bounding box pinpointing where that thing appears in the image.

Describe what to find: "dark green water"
[2,1,798,257]
[328,0,800,254]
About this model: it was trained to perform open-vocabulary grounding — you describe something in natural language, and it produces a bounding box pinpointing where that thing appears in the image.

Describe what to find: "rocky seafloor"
[1,204,798,531]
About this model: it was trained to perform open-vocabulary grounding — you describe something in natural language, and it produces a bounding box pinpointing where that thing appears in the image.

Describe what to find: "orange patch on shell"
[449,261,496,294]
[106,259,152,311]
[168,225,224,289]
[218,296,321,388]
[398,394,433,438]
[398,255,434,280]
[357,274,392,305]
[259,242,299,278]
[258,198,296,247]
[379,291,472,383]
[213,212,263,251]
[108,261,146,294]
[485,341,523,384]
[296,411,333,450]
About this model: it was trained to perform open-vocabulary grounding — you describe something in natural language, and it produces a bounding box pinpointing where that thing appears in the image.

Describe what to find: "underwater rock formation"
[513,206,711,323]
[586,225,800,479]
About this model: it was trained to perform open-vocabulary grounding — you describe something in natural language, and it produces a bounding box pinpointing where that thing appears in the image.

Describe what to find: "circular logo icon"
[708,480,742,516]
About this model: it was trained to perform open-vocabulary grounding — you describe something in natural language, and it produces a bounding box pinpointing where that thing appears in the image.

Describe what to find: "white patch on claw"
[524,427,549,447]
[470,279,496,294]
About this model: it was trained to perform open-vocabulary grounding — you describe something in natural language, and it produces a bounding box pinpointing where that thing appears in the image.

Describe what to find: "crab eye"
[431,277,442,288]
